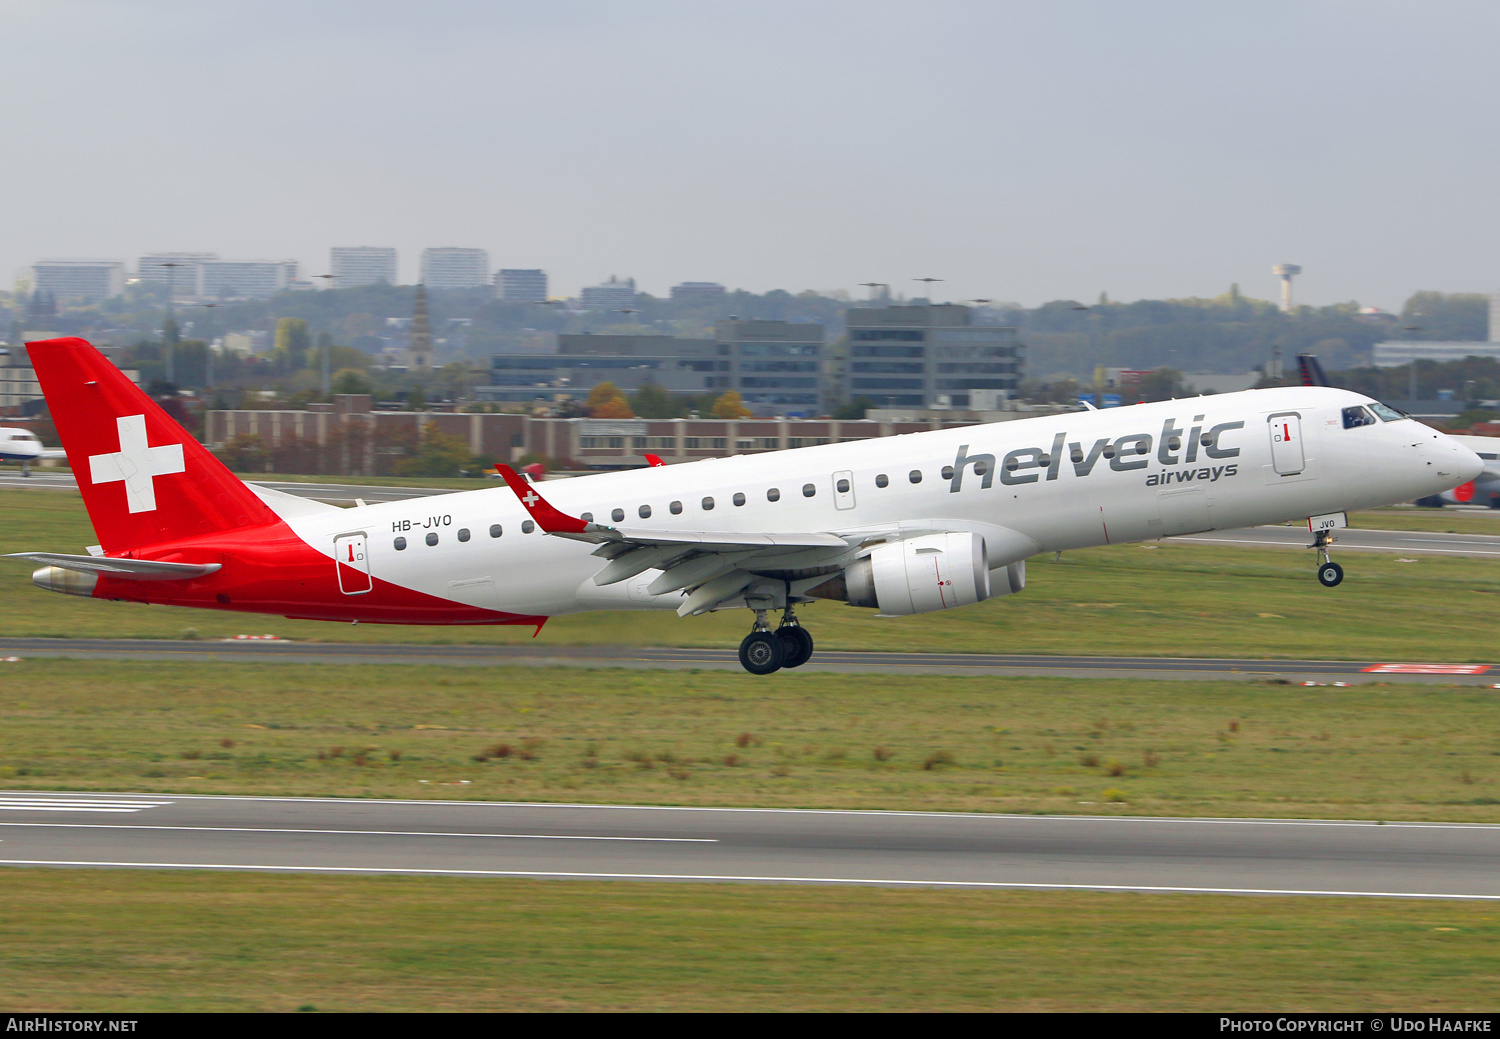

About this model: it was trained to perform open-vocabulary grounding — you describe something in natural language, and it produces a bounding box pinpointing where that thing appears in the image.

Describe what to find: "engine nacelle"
[844,532,997,616]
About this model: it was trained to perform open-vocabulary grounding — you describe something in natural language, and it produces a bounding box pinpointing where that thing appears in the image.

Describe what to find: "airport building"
[330,247,398,287]
[1373,289,1500,367]
[475,320,827,415]
[844,303,1022,409]
[30,260,127,303]
[496,268,548,302]
[203,395,989,473]
[0,344,138,412]
[419,248,490,289]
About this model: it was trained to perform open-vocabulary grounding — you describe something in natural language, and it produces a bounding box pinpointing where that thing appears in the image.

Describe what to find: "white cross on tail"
[89,414,185,513]
[522,491,539,507]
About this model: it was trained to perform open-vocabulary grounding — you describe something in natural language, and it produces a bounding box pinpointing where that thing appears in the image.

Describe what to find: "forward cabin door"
[1268,413,1306,476]
[334,532,372,595]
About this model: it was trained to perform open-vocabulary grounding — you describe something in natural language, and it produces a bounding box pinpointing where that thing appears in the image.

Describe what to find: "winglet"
[644,453,665,468]
[493,464,589,534]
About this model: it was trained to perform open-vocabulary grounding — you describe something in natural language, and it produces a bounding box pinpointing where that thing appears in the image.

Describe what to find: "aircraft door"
[334,532,372,595]
[832,470,856,510]
[1268,412,1305,476]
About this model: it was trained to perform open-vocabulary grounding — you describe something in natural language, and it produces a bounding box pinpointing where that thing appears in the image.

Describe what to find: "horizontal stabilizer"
[4,552,221,581]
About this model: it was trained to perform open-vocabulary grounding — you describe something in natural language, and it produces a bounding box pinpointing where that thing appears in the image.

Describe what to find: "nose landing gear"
[1310,528,1344,587]
[737,606,816,674]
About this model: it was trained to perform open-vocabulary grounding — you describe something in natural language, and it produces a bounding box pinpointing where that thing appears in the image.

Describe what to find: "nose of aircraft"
[1433,430,1486,485]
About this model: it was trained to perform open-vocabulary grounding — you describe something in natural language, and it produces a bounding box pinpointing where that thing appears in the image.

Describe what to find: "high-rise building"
[671,281,726,300]
[30,260,126,302]
[137,253,217,292]
[844,304,1022,409]
[580,275,636,310]
[496,268,548,302]
[197,260,297,299]
[420,248,489,289]
[330,247,398,287]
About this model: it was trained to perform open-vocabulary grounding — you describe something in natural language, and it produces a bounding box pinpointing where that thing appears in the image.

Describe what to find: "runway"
[0,636,1491,684]
[0,791,1496,899]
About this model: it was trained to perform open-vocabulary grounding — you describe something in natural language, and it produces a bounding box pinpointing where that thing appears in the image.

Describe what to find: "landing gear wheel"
[1317,561,1344,587]
[777,626,814,669]
[739,631,786,675]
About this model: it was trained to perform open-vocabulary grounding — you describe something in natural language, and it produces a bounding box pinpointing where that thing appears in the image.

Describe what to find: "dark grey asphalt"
[0,792,1495,898]
[0,636,1492,684]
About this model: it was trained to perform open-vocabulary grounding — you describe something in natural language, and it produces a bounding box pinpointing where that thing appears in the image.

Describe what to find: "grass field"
[2,869,1496,1011]
[1,488,1498,660]
[4,660,1499,820]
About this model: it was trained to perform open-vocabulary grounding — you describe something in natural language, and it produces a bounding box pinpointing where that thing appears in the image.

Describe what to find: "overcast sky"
[5,0,1497,309]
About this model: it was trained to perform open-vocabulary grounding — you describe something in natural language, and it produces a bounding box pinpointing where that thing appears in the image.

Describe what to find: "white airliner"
[8,337,1485,674]
[1428,434,1499,508]
[0,427,52,476]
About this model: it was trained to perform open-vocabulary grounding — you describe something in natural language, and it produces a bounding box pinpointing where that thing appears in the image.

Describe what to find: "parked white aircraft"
[9,337,1485,673]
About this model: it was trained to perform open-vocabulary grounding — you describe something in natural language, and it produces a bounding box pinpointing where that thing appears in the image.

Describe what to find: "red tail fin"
[27,337,278,552]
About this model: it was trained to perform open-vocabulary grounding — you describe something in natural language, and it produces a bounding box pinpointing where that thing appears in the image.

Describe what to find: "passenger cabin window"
[802,483,816,497]
[875,474,889,488]
[836,478,850,493]
[425,533,438,546]
[1343,405,1377,429]
[522,520,535,534]
[767,488,780,502]
[909,470,922,484]
[669,501,683,515]
[580,513,593,522]
[489,524,502,538]
[457,528,471,542]
[941,466,954,480]
[639,505,652,519]
[702,496,715,510]
[612,508,625,522]
[733,492,746,506]
[394,537,407,550]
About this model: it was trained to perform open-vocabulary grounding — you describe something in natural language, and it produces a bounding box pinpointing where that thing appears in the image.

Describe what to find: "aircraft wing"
[5,552,222,581]
[492,464,858,614]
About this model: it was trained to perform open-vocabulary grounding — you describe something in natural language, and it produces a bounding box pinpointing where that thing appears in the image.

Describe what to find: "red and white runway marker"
[1362,663,1492,675]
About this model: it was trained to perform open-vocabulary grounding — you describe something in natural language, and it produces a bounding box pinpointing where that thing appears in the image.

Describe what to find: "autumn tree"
[585,381,634,418]
[711,389,751,419]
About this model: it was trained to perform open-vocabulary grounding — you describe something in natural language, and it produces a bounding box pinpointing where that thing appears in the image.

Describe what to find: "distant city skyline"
[5,1,1498,311]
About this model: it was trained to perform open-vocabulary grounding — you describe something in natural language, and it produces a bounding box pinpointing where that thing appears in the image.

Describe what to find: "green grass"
[1350,507,1500,535]
[3,488,1497,659]
[2,870,1496,1011]
[4,660,1500,821]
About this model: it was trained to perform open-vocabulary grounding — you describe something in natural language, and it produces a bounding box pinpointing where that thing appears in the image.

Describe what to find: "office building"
[330,247,398,287]
[716,319,824,415]
[580,275,636,310]
[30,260,126,302]
[844,303,1022,409]
[197,260,297,299]
[497,269,548,302]
[420,248,490,289]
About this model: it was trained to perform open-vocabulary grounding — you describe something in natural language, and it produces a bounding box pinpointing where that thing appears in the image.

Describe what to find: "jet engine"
[816,531,1023,616]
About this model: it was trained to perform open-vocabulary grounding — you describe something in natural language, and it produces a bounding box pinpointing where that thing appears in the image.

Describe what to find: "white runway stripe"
[0,823,713,842]
[0,859,1494,900]
[0,800,171,813]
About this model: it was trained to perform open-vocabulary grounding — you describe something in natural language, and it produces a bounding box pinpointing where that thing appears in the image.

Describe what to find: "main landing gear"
[737,606,816,675]
[1310,528,1344,587]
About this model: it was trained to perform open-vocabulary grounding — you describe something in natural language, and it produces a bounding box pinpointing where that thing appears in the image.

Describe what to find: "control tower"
[1272,264,1302,312]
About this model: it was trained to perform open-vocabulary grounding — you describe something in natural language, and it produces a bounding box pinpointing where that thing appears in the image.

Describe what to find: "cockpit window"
[1368,402,1407,422]
[1342,405,1377,429]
